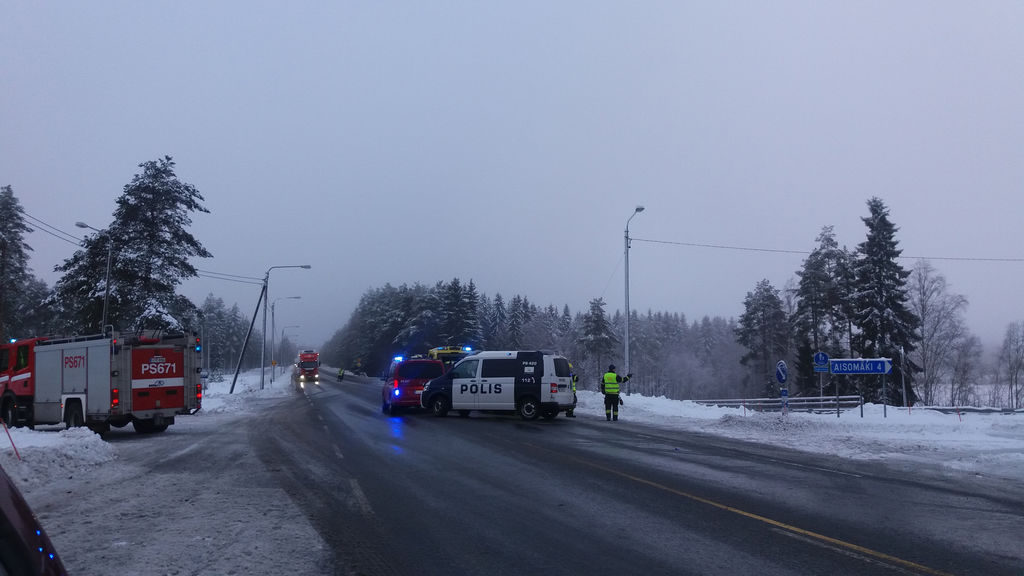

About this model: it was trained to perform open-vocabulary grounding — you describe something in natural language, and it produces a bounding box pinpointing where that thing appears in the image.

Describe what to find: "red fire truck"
[0,330,202,434]
[292,349,320,390]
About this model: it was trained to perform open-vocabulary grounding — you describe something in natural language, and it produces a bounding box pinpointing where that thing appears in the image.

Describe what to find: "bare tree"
[949,334,982,406]
[998,321,1024,409]
[908,260,969,405]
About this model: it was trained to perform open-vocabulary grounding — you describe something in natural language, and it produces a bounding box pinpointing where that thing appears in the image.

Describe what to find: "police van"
[420,350,574,420]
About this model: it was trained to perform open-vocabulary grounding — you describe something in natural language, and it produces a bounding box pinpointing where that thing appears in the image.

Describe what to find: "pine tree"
[792,227,855,395]
[461,279,482,347]
[490,293,508,349]
[506,295,525,349]
[735,279,789,396]
[0,186,36,340]
[852,197,920,405]
[579,297,617,371]
[52,157,212,333]
[438,278,464,345]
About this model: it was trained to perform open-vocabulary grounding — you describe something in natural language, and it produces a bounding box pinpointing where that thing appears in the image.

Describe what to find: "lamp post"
[75,221,113,335]
[624,205,644,396]
[261,265,311,389]
[270,296,301,382]
[281,325,300,371]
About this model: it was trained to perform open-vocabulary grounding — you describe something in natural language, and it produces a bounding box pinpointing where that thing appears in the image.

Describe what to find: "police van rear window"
[398,362,444,379]
[481,359,520,378]
[553,357,571,377]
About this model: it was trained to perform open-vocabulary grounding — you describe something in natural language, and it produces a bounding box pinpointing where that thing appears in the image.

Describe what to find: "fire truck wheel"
[1,399,15,428]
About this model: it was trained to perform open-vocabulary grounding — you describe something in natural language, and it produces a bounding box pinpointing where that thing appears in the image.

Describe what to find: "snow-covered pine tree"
[0,186,38,340]
[579,297,617,375]
[852,197,920,405]
[735,279,789,397]
[53,157,212,333]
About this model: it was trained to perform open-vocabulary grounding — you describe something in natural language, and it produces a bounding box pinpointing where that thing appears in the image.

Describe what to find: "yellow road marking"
[558,448,956,576]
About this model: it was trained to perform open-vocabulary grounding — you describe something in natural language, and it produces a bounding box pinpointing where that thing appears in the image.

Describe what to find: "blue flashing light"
[35,530,41,536]
[463,346,473,351]
[393,355,404,362]
[8,338,15,343]
[393,389,401,397]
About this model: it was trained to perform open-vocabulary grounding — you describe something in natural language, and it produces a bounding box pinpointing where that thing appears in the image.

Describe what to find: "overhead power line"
[21,211,82,245]
[196,272,263,286]
[195,269,263,281]
[631,237,1024,263]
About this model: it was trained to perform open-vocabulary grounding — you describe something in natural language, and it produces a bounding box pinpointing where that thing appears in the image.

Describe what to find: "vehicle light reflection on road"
[388,417,404,454]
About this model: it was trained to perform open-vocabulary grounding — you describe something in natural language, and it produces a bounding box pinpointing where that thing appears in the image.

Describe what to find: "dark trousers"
[604,393,619,420]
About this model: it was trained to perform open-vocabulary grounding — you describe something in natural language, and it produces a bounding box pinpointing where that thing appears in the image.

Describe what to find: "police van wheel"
[429,396,450,417]
[517,397,540,421]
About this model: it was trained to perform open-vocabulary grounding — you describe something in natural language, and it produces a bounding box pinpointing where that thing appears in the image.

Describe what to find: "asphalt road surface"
[249,373,1023,576]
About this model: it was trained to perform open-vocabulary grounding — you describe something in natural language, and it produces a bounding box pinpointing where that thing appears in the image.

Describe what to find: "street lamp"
[75,221,113,335]
[624,205,644,396]
[280,325,300,368]
[271,296,301,381]
[261,264,311,389]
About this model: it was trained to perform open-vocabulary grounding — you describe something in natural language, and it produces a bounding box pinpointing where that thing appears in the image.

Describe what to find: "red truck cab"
[293,350,320,389]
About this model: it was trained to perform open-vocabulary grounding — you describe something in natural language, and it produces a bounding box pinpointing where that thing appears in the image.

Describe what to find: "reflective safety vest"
[571,374,578,392]
[603,372,620,395]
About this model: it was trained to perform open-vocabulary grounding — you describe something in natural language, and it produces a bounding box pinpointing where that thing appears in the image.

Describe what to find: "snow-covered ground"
[6,371,1021,490]
[2,370,1022,574]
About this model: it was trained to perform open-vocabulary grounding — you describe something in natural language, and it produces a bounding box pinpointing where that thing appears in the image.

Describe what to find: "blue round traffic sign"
[776,360,788,384]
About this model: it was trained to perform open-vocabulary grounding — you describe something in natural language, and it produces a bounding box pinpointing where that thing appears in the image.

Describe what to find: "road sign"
[829,358,892,375]
[813,351,829,373]
[776,360,788,384]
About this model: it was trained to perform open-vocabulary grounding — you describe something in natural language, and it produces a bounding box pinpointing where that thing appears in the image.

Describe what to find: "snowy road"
[4,370,1022,575]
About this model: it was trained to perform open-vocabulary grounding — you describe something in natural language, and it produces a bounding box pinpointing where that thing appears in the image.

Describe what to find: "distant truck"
[0,330,202,434]
[293,349,320,389]
[427,345,474,371]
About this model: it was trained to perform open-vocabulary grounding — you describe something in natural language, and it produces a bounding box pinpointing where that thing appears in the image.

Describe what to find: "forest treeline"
[3,160,1022,407]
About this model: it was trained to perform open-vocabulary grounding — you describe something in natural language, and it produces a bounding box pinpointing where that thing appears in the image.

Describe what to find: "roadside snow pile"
[1,426,116,492]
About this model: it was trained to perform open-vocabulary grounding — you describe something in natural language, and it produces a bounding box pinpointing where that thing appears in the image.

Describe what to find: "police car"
[420,350,574,420]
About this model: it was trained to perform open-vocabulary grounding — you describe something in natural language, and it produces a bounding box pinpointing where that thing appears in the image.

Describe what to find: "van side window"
[481,359,519,378]
[14,345,29,371]
[450,359,479,379]
[553,358,572,377]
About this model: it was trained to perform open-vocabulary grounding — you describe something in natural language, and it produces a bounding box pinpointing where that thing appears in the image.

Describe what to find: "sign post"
[813,351,829,413]
[776,360,788,417]
[828,358,893,418]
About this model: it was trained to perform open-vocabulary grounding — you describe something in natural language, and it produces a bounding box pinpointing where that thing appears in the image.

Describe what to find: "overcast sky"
[3,2,1022,350]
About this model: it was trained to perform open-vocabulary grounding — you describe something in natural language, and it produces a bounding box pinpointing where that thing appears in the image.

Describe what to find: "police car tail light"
[550,382,558,394]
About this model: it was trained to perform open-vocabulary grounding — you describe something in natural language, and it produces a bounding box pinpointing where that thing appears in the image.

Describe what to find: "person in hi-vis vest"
[566,367,579,417]
[600,364,631,421]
